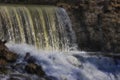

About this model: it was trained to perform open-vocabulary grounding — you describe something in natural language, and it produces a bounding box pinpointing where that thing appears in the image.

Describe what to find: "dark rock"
[25,63,46,77]
[0,40,18,74]
[0,40,17,63]
[45,76,58,80]
[0,40,8,51]
[24,52,36,63]
[23,53,47,77]
[11,63,26,73]
[7,77,21,80]
[9,74,32,80]
[3,51,17,62]
[0,59,7,66]
[0,66,8,74]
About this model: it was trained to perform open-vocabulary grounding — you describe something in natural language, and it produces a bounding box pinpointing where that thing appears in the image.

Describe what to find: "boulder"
[0,40,17,63]
[24,52,36,63]
[0,66,9,74]
[25,63,46,77]
[0,59,7,66]
[3,51,17,62]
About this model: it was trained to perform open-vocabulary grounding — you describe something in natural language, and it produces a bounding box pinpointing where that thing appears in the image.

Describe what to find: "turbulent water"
[0,5,120,80]
[5,43,120,80]
[0,5,76,51]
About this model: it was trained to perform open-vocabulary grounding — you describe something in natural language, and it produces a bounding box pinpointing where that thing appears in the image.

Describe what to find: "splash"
[5,43,120,80]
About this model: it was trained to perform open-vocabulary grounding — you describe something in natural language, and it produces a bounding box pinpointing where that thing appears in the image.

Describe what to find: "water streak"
[0,5,76,51]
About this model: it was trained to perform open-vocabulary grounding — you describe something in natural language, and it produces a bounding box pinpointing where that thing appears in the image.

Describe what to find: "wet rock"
[0,59,7,66]
[3,51,17,62]
[7,77,21,80]
[45,76,58,80]
[0,40,18,75]
[12,63,26,73]
[0,40,17,63]
[25,63,46,77]
[0,67,8,74]
[23,53,47,78]
[24,52,36,63]
[9,74,32,80]
[0,40,8,51]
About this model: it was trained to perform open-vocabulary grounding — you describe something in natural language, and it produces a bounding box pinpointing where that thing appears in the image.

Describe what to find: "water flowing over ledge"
[0,4,119,80]
[0,5,76,51]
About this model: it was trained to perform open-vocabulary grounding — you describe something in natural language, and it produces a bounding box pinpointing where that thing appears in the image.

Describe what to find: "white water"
[4,43,120,80]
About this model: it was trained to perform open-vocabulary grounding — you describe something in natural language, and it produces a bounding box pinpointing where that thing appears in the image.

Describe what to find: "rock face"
[57,0,120,53]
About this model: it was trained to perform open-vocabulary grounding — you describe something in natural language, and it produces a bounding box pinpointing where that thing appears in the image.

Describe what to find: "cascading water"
[0,5,76,51]
[0,4,120,80]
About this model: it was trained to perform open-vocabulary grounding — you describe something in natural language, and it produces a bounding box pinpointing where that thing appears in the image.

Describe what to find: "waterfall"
[0,4,119,80]
[0,5,76,51]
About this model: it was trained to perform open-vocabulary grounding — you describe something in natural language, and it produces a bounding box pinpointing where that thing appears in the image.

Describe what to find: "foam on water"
[5,43,120,80]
